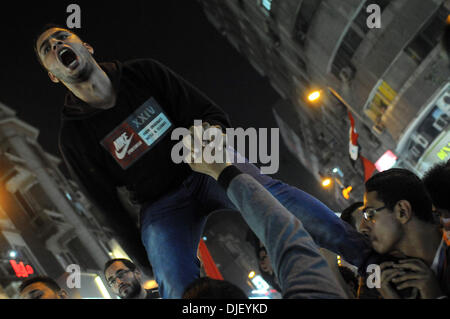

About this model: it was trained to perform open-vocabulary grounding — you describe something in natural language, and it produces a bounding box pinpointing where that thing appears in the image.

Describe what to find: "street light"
[8,250,17,259]
[321,178,333,188]
[307,90,322,102]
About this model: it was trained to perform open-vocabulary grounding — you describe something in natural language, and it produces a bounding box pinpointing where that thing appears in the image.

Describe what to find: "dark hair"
[340,202,364,228]
[365,168,434,223]
[33,23,77,66]
[104,258,137,276]
[19,276,61,293]
[182,278,247,299]
[423,160,450,212]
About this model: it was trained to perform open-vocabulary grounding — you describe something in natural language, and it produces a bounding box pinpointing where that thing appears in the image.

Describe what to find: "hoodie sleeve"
[131,59,231,131]
[220,167,347,299]
[58,129,150,268]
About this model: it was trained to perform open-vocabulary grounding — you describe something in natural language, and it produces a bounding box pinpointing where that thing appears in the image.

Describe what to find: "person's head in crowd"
[246,230,281,292]
[340,201,366,234]
[19,276,68,299]
[360,168,437,255]
[422,159,450,219]
[104,259,147,299]
[182,277,247,299]
[34,24,96,88]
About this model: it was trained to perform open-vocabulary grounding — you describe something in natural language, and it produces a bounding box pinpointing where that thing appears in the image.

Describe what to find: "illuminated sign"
[9,260,34,278]
[437,142,450,161]
[375,150,398,172]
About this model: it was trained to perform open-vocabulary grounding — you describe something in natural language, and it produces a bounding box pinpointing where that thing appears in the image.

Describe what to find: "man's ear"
[395,200,413,224]
[83,42,94,55]
[134,269,142,281]
[48,72,60,83]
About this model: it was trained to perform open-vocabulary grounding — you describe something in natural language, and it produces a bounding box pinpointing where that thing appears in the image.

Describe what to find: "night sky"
[0,1,331,205]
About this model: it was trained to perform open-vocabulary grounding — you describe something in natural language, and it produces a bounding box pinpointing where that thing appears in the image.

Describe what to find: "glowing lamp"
[321,178,332,188]
[375,150,398,172]
[342,186,353,200]
[307,90,321,102]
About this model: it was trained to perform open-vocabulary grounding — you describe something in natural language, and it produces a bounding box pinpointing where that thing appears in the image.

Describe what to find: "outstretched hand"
[182,122,231,180]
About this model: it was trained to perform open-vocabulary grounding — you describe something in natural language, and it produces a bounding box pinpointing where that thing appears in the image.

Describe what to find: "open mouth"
[58,47,79,70]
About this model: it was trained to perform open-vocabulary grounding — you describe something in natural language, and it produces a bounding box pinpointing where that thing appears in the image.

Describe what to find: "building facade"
[198,0,450,208]
[0,102,133,298]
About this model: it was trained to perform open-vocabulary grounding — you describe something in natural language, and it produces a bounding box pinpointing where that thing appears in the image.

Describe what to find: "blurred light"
[262,0,272,11]
[202,236,207,241]
[251,275,270,291]
[94,275,111,299]
[8,250,17,259]
[342,186,353,200]
[143,280,158,290]
[307,90,321,102]
[248,271,256,279]
[321,178,332,188]
[375,150,398,172]
[65,192,72,201]
[332,168,338,173]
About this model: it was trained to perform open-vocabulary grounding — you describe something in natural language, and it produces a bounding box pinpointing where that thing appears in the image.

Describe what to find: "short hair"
[19,276,61,293]
[103,258,137,276]
[340,202,364,228]
[182,278,247,299]
[365,168,434,223]
[33,23,78,66]
[422,160,450,211]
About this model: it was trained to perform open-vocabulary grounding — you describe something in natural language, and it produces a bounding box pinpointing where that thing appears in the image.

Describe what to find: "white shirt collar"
[430,238,445,275]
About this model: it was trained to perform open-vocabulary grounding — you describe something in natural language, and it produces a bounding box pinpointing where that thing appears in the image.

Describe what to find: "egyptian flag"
[348,111,360,163]
[347,111,377,181]
[360,155,377,182]
[198,239,224,280]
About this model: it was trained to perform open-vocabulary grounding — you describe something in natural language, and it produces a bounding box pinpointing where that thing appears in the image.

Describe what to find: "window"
[15,192,37,219]
[364,81,397,124]
[332,0,391,79]
[331,28,362,79]
[261,0,272,12]
[406,105,449,166]
[293,0,322,45]
[404,4,449,65]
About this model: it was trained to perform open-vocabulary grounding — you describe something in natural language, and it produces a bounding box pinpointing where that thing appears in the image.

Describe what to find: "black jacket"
[58,59,231,267]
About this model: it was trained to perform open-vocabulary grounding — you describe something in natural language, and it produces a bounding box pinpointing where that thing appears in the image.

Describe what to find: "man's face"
[36,28,94,84]
[105,262,142,299]
[361,191,403,254]
[20,282,64,299]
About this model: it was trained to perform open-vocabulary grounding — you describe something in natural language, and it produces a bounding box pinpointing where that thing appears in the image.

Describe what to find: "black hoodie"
[58,59,231,266]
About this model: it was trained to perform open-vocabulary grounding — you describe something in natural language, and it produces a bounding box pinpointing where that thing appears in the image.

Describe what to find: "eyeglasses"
[362,206,386,222]
[107,269,132,287]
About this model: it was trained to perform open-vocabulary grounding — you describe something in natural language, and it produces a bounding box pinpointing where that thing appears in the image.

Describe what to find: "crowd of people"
[14,23,450,299]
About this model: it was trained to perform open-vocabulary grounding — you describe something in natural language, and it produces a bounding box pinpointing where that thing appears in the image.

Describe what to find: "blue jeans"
[140,161,373,298]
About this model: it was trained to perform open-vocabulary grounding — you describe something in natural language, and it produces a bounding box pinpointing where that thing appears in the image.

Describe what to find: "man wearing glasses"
[358,169,447,299]
[104,259,160,299]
